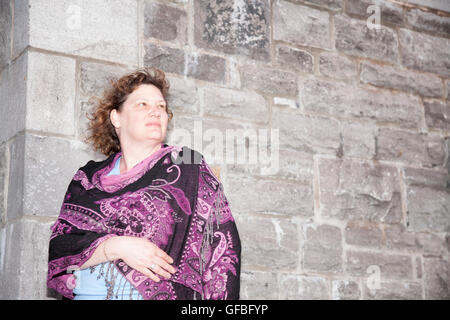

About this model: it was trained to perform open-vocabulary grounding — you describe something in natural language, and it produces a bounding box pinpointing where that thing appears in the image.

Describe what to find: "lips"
[145,122,161,127]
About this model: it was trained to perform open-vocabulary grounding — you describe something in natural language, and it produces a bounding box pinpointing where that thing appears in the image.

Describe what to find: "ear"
[110,109,120,129]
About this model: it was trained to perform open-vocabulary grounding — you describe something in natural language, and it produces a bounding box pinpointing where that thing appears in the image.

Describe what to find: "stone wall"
[0,0,449,299]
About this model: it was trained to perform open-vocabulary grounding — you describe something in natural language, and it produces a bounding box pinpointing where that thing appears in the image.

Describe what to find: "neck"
[119,142,163,174]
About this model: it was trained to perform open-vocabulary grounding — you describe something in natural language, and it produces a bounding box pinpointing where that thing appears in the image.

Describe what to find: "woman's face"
[110,84,169,148]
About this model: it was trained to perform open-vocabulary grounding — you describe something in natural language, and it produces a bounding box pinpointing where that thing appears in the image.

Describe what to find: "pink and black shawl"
[47,144,241,300]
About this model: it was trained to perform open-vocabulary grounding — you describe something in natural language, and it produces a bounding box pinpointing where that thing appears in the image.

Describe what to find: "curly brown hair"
[84,67,174,156]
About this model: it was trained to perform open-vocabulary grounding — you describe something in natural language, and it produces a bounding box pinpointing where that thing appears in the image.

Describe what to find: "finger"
[138,266,160,283]
[153,256,177,275]
[155,249,174,264]
[149,263,172,280]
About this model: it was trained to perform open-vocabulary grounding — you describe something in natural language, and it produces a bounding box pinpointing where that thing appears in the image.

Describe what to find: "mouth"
[145,122,161,127]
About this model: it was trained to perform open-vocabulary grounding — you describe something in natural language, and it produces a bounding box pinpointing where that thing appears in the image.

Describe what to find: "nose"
[147,104,161,117]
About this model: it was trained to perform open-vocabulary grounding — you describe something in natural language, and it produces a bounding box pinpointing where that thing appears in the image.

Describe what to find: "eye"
[138,102,146,107]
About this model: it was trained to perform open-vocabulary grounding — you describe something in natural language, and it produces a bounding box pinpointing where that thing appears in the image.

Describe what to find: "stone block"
[144,1,187,45]
[279,274,329,299]
[376,128,446,168]
[302,79,423,130]
[11,0,29,59]
[319,52,358,80]
[144,43,185,76]
[406,0,450,12]
[318,158,403,223]
[423,256,450,299]
[406,8,450,36]
[165,76,200,115]
[399,28,450,77]
[0,142,7,225]
[240,63,298,96]
[423,99,450,131]
[295,0,343,10]
[202,86,268,124]
[0,0,12,69]
[346,250,413,280]
[345,0,404,26]
[360,61,443,98]
[6,133,25,221]
[0,51,27,143]
[193,0,270,61]
[235,215,299,270]
[27,0,138,65]
[27,51,76,136]
[334,15,398,63]
[273,0,331,50]
[272,111,341,155]
[240,271,279,300]
[186,52,226,84]
[302,223,343,273]
[332,279,361,300]
[341,120,377,159]
[362,280,422,299]
[345,221,384,249]
[23,134,105,217]
[275,46,314,74]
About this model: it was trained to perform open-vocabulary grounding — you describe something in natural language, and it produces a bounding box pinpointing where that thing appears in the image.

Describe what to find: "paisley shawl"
[47,144,241,300]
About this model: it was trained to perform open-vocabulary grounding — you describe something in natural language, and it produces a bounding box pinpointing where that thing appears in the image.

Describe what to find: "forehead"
[128,84,165,102]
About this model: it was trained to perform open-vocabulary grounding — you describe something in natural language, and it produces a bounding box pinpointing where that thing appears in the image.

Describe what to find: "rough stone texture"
[345,0,404,26]
[376,128,446,168]
[362,280,423,299]
[406,0,450,12]
[360,61,444,98]
[423,256,450,299]
[296,0,343,11]
[402,167,450,233]
[0,143,7,225]
[279,274,329,299]
[341,120,377,159]
[331,279,361,300]
[144,43,185,75]
[399,28,450,77]
[6,134,25,221]
[26,51,76,136]
[274,0,331,50]
[28,0,138,65]
[405,8,450,36]
[194,0,271,61]
[165,76,200,115]
[423,99,450,131]
[275,46,314,74]
[319,52,358,80]
[345,221,384,249]
[0,0,12,70]
[334,15,398,63]
[235,215,299,271]
[240,271,279,299]
[302,79,423,130]
[346,250,413,280]
[318,158,403,223]
[303,223,343,273]
[144,1,187,45]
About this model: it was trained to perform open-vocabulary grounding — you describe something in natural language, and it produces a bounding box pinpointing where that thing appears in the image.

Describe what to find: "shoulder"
[77,153,115,175]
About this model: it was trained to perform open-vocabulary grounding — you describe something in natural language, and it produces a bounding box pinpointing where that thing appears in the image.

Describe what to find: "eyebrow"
[136,98,166,104]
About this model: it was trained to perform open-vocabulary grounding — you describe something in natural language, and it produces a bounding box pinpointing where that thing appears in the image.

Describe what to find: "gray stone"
[27,0,138,65]
[275,46,314,74]
[446,80,450,100]
[144,1,187,45]
[0,142,7,225]
[362,280,423,299]
[406,0,450,12]
[240,63,298,96]
[399,28,450,77]
[423,256,450,299]
[334,15,398,63]
[346,250,413,280]
[360,61,443,98]
[240,271,279,299]
[303,223,343,273]
[294,0,343,10]
[272,111,341,155]
[319,52,358,80]
[273,0,331,50]
[332,279,361,300]
[345,0,404,26]
[318,158,403,223]
[23,134,105,217]
[26,51,76,136]
[345,221,384,249]
[423,99,450,131]
[0,222,21,299]
[227,174,313,217]
[165,76,200,115]
[194,0,271,61]
[186,52,226,84]
[0,0,12,70]
[302,79,423,130]
[376,128,446,168]
[406,8,450,36]
[279,274,329,299]
[11,0,29,60]
[341,120,377,159]
[202,86,269,124]
[235,215,299,271]
[6,133,25,221]
[0,51,27,144]
[416,256,422,279]
[405,184,450,233]
[144,43,185,76]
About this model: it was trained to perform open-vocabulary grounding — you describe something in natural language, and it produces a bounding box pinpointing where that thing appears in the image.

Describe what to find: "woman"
[47,67,241,300]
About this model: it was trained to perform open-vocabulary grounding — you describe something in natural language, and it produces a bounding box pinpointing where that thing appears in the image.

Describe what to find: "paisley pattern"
[47,145,241,300]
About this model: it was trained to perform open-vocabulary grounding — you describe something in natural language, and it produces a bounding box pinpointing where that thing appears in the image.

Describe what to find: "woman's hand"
[104,236,176,283]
